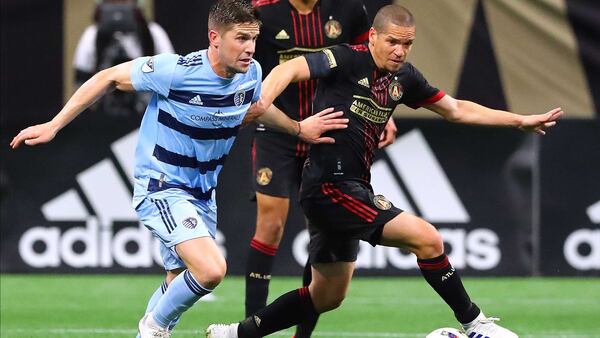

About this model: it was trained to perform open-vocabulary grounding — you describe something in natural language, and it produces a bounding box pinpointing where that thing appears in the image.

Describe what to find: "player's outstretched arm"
[10,61,135,149]
[425,94,564,135]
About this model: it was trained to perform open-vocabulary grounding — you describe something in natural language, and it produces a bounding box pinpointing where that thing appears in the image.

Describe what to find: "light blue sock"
[136,281,182,337]
[145,280,168,313]
[152,270,212,328]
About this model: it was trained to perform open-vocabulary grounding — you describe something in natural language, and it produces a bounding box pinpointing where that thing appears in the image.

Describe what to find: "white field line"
[1,328,598,338]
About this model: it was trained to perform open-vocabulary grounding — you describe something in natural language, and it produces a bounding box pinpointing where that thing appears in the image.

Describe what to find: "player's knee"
[321,293,346,312]
[191,263,227,290]
[411,222,444,258]
[255,218,286,245]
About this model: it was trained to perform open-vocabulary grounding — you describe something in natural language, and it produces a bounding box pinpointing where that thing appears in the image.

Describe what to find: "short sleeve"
[130,53,179,97]
[304,44,353,79]
[402,63,445,109]
[252,60,262,103]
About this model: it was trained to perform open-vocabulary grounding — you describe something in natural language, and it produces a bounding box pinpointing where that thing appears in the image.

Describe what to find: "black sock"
[245,237,277,317]
[418,254,480,323]
[238,287,318,338]
[294,259,319,338]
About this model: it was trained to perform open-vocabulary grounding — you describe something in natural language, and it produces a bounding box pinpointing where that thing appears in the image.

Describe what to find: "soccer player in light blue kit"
[10,1,348,337]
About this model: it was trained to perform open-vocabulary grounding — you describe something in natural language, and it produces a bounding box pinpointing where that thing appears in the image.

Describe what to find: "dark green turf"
[1,275,599,337]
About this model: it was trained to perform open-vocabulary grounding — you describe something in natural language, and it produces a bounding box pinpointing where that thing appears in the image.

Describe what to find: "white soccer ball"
[425,327,468,338]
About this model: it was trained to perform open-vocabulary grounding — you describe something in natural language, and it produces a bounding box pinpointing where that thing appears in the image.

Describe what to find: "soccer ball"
[425,327,468,338]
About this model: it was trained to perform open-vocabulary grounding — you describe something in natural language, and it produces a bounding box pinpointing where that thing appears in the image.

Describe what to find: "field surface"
[1,275,599,338]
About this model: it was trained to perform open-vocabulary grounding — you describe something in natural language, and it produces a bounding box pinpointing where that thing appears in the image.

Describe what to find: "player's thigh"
[137,194,219,271]
[256,192,290,226]
[379,212,443,256]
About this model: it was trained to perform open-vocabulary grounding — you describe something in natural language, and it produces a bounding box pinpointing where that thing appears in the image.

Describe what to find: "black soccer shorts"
[252,131,308,198]
[299,180,403,263]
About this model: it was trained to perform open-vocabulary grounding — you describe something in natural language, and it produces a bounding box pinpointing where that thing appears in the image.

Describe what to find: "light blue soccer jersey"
[130,50,261,208]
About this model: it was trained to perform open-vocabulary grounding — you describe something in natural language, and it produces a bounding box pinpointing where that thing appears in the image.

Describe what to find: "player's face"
[369,23,415,73]
[217,23,260,76]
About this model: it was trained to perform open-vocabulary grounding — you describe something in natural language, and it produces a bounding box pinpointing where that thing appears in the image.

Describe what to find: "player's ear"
[368,27,377,44]
[209,29,221,48]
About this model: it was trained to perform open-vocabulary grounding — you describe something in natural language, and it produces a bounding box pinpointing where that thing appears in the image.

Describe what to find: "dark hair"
[373,4,415,32]
[208,0,260,31]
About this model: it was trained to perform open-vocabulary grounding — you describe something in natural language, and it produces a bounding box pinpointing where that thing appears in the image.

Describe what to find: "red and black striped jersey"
[300,43,445,192]
[253,0,370,130]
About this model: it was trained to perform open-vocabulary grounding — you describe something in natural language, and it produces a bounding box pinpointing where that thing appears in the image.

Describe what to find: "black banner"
[539,120,600,276]
[9,118,597,276]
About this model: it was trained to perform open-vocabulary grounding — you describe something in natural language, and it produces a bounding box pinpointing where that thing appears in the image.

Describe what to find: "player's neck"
[289,0,318,14]
[207,46,235,79]
[367,43,389,74]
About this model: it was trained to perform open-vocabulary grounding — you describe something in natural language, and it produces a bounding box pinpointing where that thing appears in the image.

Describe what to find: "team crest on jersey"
[142,57,154,73]
[324,18,342,39]
[234,89,246,107]
[388,80,403,101]
[373,195,392,210]
[256,167,273,186]
[182,217,198,229]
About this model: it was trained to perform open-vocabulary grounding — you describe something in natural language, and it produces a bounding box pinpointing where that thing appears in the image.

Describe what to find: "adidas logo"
[189,95,204,105]
[358,77,370,88]
[275,29,290,40]
[18,130,226,275]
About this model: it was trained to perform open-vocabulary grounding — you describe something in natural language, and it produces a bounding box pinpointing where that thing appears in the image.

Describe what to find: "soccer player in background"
[206,4,563,338]
[246,1,396,336]
[10,1,348,337]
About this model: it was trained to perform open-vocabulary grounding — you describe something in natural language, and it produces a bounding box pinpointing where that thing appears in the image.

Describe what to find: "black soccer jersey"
[301,43,445,193]
[252,0,370,153]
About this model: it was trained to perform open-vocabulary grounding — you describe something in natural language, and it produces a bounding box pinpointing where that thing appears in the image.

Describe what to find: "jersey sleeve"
[130,53,179,97]
[349,2,371,44]
[252,60,262,103]
[402,63,446,109]
[304,44,353,79]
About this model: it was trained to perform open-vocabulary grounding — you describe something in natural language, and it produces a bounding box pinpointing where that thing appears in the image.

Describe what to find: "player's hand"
[378,118,398,148]
[299,107,348,144]
[518,107,564,135]
[10,122,59,149]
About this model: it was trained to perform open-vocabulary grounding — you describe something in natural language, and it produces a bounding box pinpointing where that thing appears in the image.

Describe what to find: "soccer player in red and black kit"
[246,1,397,337]
[208,4,563,338]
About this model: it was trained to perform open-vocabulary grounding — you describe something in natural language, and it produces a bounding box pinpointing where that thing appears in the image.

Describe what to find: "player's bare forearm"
[256,104,299,135]
[10,61,135,148]
[426,95,563,135]
[452,100,523,127]
[260,56,311,108]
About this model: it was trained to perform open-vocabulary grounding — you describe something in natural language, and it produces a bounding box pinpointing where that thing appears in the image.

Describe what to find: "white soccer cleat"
[462,313,518,338]
[205,323,239,338]
[138,312,171,338]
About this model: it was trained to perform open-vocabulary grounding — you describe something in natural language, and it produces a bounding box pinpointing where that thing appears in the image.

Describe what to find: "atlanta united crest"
[388,80,403,101]
[234,89,246,107]
[373,195,392,210]
[324,18,342,39]
[256,167,273,186]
